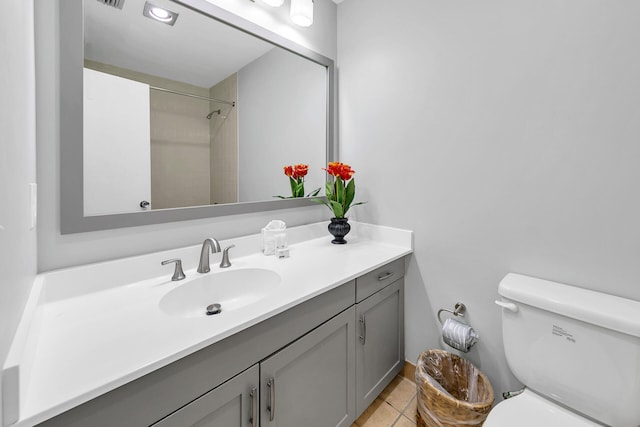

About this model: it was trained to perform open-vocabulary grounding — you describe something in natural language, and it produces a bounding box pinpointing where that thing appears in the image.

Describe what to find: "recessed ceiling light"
[149,7,171,20]
[143,1,179,26]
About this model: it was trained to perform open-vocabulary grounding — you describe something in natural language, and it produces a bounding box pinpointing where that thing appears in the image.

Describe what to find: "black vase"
[328,218,351,244]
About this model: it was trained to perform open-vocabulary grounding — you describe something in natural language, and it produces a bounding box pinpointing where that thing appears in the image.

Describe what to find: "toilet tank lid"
[499,273,640,338]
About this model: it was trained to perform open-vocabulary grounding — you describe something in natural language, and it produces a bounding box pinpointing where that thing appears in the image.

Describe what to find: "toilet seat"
[484,389,602,427]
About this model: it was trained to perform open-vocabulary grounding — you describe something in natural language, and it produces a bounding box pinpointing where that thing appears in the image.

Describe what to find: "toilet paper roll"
[442,317,479,353]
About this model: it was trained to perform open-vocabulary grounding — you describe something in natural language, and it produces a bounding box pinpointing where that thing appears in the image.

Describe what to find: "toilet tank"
[497,273,640,427]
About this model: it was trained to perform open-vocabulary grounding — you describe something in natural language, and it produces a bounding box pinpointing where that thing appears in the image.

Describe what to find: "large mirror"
[60,0,334,233]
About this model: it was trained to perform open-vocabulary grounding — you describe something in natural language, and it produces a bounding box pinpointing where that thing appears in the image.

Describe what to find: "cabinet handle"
[267,377,275,422]
[249,387,258,427]
[359,314,366,345]
[377,271,395,281]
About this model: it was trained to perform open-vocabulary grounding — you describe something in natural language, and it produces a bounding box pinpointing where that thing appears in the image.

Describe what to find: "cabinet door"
[260,307,355,427]
[355,279,404,416]
[152,364,259,427]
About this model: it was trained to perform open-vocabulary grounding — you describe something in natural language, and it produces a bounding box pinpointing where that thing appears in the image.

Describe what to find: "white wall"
[338,0,640,396]
[0,0,38,422]
[36,0,336,271]
[238,48,326,201]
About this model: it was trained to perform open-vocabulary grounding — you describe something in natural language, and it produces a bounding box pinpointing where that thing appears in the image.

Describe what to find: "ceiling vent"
[95,0,125,9]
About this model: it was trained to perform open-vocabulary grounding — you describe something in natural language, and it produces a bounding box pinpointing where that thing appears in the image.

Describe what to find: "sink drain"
[206,303,222,316]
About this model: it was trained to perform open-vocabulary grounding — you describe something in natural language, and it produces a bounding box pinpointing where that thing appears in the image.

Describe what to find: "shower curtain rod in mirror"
[150,85,236,107]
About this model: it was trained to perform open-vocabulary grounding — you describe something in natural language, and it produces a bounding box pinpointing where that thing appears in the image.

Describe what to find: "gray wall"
[36,0,337,272]
[338,0,640,395]
[238,48,326,202]
[0,0,38,422]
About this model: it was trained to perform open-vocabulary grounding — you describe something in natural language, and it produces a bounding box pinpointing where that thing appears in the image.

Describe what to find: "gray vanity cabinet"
[36,257,407,427]
[37,283,355,427]
[260,307,356,427]
[154,306,356,427]
[355,261,405,416]
[151,365,259,427]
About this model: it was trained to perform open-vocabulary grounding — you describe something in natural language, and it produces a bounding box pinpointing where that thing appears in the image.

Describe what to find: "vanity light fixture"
[262,0,285,7]
[143,1,179,26]
[290,0,313,27]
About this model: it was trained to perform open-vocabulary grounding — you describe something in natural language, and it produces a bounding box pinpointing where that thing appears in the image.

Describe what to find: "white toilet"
[485,273,640,427]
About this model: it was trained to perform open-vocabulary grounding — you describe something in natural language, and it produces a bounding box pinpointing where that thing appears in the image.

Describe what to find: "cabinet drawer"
[152,365,259,427]
[356,258,404,302]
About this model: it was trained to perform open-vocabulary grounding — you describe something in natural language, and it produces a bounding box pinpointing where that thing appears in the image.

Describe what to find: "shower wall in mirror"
[82,0,326,216]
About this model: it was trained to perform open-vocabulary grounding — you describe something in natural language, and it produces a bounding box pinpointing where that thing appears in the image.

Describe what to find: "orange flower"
[324,161,342,177]
[293,164,309,179]
[280,163,319,198]
[324,162,355,181]
[320,161,364,218]
[338,164,355,181]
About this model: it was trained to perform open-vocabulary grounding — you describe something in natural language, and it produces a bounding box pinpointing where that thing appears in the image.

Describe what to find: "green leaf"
[345,179,355,212]
[289,177,297,197]
[336,177,345,205]
[310,196,329,208]
[307,187,321,197]
[330,200,344,218]
[325,181,334,200]
[294,180,305,197]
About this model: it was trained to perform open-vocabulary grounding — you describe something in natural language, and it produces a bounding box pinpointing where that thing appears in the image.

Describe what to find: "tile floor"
[352,363,418,427]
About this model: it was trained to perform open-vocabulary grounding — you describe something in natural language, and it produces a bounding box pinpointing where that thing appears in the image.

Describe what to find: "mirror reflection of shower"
[144,76,238,209]
[208,103,234,145]
[208,104,234,132]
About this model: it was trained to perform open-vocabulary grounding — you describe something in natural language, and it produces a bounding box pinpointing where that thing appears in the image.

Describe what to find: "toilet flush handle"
[494,300,519,313]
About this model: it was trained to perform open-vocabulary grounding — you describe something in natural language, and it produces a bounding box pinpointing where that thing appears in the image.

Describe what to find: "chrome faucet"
[197,238,221,273]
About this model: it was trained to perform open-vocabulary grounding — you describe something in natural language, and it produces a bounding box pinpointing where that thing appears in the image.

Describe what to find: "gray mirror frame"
[60,0,334,234]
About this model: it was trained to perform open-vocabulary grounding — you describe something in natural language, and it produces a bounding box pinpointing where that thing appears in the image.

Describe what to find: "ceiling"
[84,0,275,88]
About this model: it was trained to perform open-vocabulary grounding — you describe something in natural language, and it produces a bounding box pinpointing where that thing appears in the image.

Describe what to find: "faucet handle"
[220,245,235,268]
[161,258,186,281]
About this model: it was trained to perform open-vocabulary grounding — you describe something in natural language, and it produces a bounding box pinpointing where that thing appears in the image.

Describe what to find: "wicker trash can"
[415,349,494,427]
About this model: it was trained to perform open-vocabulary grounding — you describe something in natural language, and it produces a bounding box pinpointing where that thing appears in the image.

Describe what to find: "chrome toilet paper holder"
[437,302,466,325]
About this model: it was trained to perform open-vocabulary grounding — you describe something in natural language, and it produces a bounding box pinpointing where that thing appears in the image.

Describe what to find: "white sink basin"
[159,268,281,318]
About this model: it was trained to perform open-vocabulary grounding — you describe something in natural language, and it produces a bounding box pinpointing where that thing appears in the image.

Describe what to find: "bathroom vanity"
[4,222,412,427]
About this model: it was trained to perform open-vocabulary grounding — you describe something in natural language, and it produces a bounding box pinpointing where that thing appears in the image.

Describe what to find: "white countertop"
[4,222,412,426]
